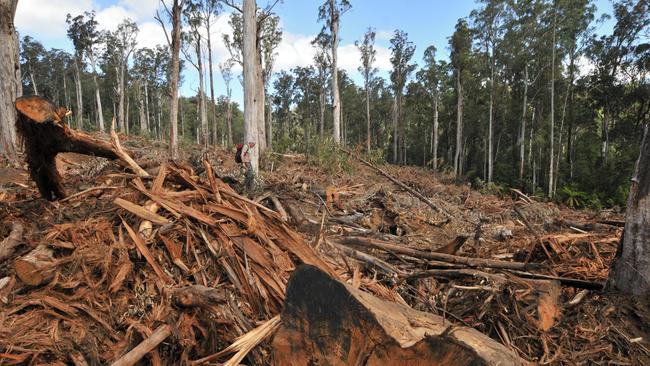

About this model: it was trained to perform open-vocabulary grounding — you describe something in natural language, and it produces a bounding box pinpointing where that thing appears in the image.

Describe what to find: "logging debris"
[0,138,647,365]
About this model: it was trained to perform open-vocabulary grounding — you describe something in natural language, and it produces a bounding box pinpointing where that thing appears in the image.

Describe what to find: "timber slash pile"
[1,132,649,364]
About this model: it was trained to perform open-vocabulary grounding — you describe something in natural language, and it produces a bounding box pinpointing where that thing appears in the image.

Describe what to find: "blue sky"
[15,0,614,105]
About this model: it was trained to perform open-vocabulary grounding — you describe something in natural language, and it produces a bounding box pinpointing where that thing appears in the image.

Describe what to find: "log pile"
[0,134,648,365]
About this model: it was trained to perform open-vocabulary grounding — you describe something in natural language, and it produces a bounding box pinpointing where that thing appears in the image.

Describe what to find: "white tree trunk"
[330,0,341,143]
[454,70,464,177]
[392,95,398,163]
[607,123,650,297]
[0,0,20,160]
[197,39,208,147]
[548,9,556,198]
[488,58,494,183]
[90,56,105,132]
[206,25,217,146]
[243,0,259,172]
[168,0,182,158]
[73,59,84,130]
[519,64,528,181]
[366,86,371,152]
[432,95,438,173]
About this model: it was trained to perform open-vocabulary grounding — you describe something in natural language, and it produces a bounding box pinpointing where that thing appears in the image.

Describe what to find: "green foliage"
[560,185,588,208]
[307,137,352,175]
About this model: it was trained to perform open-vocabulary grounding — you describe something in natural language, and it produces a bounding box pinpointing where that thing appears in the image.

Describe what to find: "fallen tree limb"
[504,270,604,290]
[110,324,172,366]
[340,148,453,221]
[338,236,537,271]
[334,243,402,277]
[0,222,24,261]
[271,265,525,365]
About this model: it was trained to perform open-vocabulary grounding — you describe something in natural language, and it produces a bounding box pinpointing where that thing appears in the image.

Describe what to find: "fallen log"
[14,96,121,200]
[271,265,525,365]
[0,222,24,261]
[340,147,453,221]
[338,236,537,271]
[14,244,57,286]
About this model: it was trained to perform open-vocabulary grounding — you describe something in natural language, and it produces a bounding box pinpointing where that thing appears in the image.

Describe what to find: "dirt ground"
[1,135,649,365]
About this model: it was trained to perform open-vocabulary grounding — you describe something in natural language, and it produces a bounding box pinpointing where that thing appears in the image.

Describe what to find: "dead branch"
[340,147,454,221]
[338,236,537,271]
[110,324,172,366]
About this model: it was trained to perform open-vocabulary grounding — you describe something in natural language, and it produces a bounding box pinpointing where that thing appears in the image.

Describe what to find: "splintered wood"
[0,156,339,365]
[0,138,645,366]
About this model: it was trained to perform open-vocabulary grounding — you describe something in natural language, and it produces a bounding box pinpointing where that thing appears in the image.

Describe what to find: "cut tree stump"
[14,96,119,200]
[15,244,57,286]
[271,265,524,366]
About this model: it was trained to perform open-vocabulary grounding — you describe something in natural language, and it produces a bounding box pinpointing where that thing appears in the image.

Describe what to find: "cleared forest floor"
[0,133,649,365]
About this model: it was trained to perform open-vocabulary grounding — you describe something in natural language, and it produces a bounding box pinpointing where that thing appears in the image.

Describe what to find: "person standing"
[241,141,256,190]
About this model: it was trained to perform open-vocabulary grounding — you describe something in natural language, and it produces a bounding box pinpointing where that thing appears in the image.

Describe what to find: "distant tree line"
[5,0,650,206]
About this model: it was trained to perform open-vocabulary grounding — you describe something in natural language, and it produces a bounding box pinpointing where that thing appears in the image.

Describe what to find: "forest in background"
[13,0,650,208]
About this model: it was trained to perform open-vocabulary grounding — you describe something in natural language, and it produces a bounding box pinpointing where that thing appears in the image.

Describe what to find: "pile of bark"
[0,142,527,365]
[1,125,648,365]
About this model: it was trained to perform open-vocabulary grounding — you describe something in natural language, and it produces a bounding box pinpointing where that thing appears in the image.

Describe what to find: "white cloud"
[96,5,134,31]
[375,29,393,41]
[16,0,93,40]
[137,21,168,49]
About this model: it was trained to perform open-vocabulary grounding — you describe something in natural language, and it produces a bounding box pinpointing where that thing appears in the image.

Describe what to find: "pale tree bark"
[519,64,528,182]
[554,55,575,196]
[243,0,259,172]
[89,55,105,132]
[432,95,439,173]
[139,82,146,133]
[144,82,150,133]
[206,22,217,146]
[607,122,650,297]
[0,0,20,160]
[29,67,38,95]
[256,48,266,153]
[266,96,272,149]
[392,95,398,163]
[548,9,556,198]
[365,84,371,152]
[329,0,341,143]
[156,0,183,159]
[73,59,84,130]
[454,70,464,177]
[198,40,208,147]
[487,52,495,183]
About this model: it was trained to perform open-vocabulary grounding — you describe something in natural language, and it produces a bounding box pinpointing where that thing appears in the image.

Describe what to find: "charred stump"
[272,265,525,366]
[14,96,118,200]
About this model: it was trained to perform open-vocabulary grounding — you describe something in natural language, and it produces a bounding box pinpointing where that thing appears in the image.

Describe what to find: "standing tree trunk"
[196,36,209,148]
[29,66,38,95]
[139,82,146,134]
[90,56,105,132]
[432,94,439,173]
[266,96,272,149]
[607,123,650,297]
[519,64,528,182]
[365,84,371,152]
[330,0,341,144]
[392,95,398,163]
[256,49,266,153]
[454,69,464,178]
[548,9,556,198]
[0,0,20,160]
[243,0,259,172]
[117,61,127,132]
[206,24,218,146]
[73,59,84,130]
[168,0,182,158]
[487,55,495,183]
[319,84,325,139]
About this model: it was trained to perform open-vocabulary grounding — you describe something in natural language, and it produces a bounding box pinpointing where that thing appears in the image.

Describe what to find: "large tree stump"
[15,244,57,286]
[14,95,119,200]
[272,265,524,366]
